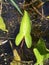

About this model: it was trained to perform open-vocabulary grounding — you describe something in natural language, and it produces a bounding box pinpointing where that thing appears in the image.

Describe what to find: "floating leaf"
[33,38,49,65]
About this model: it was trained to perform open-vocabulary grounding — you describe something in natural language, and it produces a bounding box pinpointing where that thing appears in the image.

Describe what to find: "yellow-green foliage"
[0,16,8,32]
[10,49,21,65]
[15,10,32,48]
[33,38,49,65]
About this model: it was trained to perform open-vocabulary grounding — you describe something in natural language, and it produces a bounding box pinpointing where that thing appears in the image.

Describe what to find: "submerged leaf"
[33,38,49,65]
[0,16,8,32]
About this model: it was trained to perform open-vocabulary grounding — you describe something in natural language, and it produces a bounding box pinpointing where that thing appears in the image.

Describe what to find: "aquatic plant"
[15,10,32,48]
[33,38,49,65]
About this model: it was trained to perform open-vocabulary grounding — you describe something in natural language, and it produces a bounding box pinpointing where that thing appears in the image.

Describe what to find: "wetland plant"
[15,10,49,65]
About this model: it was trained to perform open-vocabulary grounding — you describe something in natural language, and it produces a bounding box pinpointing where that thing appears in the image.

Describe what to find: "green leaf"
[36,38,48,54]
[0,16,8,32]
[25,34,32,48]
[20,10,31,35]
[10,0,23,15]
[15,11,32,48]
[44,54,49,61]
[33,48,43,62]
[33,48,44,65]
[33,38,49,65]
[15,10,32,48]
[15,33,23,46]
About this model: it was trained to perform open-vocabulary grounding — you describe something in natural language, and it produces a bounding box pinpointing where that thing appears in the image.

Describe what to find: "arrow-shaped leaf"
[15,10,32,48]
[33,38,49,65]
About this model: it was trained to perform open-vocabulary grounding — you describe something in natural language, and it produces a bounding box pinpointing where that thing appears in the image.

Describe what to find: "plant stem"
[20,39,24,48]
